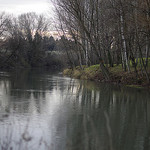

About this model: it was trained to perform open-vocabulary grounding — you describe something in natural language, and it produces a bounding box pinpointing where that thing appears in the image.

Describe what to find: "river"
[0,69,150,150]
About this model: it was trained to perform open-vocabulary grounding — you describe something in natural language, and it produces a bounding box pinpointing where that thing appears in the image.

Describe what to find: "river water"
[0,69,150,150]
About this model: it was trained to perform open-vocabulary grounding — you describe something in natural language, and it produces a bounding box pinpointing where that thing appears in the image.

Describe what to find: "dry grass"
[63,64,150,88]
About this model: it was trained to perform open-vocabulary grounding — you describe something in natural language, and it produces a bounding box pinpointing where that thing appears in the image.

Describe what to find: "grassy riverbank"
[63,64,150,89]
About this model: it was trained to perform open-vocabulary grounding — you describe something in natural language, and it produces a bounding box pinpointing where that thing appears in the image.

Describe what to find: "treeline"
[53,0,150,82]
[0,12,73,69]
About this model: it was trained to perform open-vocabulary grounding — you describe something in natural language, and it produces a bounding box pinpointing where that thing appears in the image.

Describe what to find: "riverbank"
[63,64,150,89]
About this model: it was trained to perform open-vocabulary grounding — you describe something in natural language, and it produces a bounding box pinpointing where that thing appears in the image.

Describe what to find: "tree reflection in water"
[65,81,150,150]
[0,69,150,150]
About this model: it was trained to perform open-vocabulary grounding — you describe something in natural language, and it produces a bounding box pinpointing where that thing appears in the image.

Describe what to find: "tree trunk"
[120,13,130,72]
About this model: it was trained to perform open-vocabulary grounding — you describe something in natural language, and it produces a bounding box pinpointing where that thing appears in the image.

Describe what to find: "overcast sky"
[0,0,54,16]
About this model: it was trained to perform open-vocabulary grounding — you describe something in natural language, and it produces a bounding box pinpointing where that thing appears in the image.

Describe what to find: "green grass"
[72,69,81,78]
[83,65,101,80]
[109,64,122,73]
[63,65,101,80]
[130,58,150,68]
[63,61,150,88]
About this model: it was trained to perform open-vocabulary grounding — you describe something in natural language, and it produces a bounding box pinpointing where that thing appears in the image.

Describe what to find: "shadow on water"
[0,69,150,150]
[64,80,150,150]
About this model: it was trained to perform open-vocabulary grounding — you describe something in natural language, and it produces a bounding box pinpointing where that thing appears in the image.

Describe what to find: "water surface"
[0,69,150,150]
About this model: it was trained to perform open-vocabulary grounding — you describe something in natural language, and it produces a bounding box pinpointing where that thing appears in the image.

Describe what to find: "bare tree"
[53,0,111,80]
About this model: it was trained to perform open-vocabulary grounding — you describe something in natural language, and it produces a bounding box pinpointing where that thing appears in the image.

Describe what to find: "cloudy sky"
[0,0,54,16]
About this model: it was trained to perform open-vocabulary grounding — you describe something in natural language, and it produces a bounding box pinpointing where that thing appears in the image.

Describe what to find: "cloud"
[0,0,49,5]
[0,0,53,15]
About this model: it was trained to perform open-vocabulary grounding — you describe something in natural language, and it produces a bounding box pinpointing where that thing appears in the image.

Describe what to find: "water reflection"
[0,69,150,150]
[66,81,150,150]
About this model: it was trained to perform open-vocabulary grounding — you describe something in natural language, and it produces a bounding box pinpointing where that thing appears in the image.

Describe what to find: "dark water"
[0,69,150,150]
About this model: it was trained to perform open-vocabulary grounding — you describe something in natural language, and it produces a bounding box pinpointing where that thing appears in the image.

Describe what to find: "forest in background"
[0,12,76,69]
